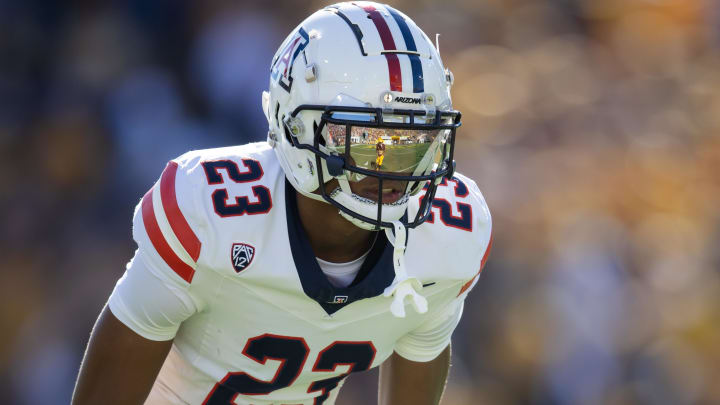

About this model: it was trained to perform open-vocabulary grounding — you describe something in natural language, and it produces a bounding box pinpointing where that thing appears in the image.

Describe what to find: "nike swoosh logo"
[422,282,436,287]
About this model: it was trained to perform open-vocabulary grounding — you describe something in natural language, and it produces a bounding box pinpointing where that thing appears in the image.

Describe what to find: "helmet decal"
[270,27,310,93]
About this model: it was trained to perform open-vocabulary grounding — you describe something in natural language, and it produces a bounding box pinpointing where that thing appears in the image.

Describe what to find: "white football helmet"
[263,1,460,230]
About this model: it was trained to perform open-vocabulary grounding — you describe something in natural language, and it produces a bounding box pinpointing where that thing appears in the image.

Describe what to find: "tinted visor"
[325,122,450,182]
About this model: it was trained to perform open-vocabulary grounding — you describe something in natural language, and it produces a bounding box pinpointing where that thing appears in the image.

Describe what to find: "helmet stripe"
[358,4,403,91]
[386,7,424,93]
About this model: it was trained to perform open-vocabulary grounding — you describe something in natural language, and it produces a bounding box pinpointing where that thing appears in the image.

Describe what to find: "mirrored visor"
[325,122,449,181]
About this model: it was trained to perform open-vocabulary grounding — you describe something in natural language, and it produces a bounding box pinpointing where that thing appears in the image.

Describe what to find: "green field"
[330,143,434,173]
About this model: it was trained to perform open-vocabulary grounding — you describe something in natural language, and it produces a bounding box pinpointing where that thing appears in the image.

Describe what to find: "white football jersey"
[108,142,492,405]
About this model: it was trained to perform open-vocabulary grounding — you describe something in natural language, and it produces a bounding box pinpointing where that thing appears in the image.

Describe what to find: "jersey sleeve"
[396,174,493,362]
[108,158,208,341]
[393,235,489,363]
[455,174,493,297]
[108,248,200,340]
[393,298,464,362]
[394,236,490,361]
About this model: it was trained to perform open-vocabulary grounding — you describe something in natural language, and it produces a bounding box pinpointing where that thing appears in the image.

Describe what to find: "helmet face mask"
[265,2,461,231]
[284,103,460,230]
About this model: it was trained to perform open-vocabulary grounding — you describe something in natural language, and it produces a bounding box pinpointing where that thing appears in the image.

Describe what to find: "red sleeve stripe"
[160,161,202,262]
[480,234,493,270]
[141,189,195,283]
[458,234,493,296]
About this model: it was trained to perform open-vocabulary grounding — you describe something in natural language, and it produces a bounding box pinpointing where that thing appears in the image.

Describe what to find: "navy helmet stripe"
[387,7,424,93]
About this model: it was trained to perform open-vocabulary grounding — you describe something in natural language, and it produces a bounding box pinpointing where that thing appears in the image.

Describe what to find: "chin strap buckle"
[383,221,428,318]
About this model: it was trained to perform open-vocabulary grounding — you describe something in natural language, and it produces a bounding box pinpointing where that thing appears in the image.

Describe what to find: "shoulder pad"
[132,143,281,284]
[132,156,208,284]
[406,172,492,286]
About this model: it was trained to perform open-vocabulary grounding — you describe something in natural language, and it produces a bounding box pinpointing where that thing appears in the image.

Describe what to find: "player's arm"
[378,344,451,405]
[72,307,173,405]
[378,175,492,404]
[72,247,200,404]
[383,289,469,405]
[74,159,206,404]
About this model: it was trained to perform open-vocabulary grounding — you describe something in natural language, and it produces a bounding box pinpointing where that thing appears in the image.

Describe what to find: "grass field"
[329,143,434,173]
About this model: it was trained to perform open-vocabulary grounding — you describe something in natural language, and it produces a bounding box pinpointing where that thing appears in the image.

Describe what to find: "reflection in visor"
[325,123,449,181]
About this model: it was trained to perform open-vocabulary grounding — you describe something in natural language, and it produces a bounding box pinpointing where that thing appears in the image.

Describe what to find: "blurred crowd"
[2,0,719,404]
[327,125,431,145]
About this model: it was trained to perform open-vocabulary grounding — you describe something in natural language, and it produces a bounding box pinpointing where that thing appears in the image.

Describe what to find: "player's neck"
[295,191,376,263]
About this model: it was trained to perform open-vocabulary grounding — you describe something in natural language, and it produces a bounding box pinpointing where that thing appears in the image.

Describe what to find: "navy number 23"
[203,334,376,405]
[202,159,272,217]
[421,176,473,232]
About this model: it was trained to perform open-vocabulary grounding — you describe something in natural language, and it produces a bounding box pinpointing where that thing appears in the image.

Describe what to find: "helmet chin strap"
[338,210,379,231]
[383,221,428,318]
[329,184,408,231]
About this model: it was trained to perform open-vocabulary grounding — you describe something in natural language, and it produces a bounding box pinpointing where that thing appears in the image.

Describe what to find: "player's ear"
[262,91,271,124]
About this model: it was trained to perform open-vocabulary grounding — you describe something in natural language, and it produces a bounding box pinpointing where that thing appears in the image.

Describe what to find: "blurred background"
[1,0,719,404]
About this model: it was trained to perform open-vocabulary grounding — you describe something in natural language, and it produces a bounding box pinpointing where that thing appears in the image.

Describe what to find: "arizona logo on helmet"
[270,27,310,92]
[230,243,255,272]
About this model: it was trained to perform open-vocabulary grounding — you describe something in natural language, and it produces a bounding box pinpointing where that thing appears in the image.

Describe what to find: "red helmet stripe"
[160,161,202,261]
[359,4,402,91]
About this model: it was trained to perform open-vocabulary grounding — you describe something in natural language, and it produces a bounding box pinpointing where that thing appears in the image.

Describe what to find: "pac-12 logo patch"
[231,243,255,273]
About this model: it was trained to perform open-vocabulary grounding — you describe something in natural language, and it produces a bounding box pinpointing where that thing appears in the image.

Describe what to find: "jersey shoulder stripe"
[141,187,196,283]
[138,160,203,284]
[160,161,201,262]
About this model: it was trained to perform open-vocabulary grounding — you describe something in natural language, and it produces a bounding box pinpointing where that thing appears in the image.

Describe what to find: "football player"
[375,137,386,169]
[72,2,492,404]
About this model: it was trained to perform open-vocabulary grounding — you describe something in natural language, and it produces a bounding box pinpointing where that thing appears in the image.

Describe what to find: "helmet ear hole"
[274,102,280,124]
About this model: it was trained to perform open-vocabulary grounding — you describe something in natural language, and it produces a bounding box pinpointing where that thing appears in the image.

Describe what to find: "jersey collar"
[284,181,395,315]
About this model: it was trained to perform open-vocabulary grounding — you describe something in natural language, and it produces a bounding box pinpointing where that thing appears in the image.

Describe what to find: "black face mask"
[284,104,461,230]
